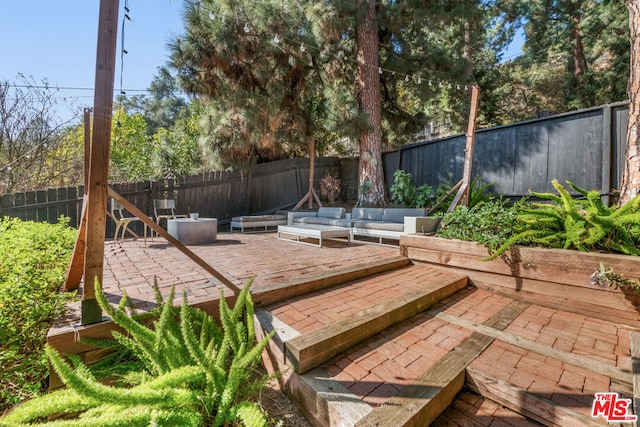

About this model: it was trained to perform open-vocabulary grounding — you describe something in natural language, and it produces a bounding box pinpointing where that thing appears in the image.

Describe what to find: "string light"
[299,43,305,52]
[208,11,215,19]
[243,23,250,33]
[119,0,130,96]
[273,33,280,43]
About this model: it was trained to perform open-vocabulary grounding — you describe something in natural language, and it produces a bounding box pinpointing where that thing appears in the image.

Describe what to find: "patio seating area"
[48,232,638,426]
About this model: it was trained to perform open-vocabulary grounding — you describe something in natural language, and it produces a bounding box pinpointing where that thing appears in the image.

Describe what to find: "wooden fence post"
[601,104,612,206]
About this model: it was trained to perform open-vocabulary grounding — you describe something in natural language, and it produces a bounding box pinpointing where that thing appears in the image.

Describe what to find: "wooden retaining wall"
[400,235,640,327]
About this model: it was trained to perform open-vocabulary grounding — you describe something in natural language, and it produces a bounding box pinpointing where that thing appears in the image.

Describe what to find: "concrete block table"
[167,218,217,245]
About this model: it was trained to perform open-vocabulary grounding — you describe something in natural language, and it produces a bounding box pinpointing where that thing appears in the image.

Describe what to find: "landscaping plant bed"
[400,235,640,327]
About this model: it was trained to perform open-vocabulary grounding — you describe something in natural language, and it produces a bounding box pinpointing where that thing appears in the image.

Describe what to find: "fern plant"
[0,278,274,427]
[485,180,640,260]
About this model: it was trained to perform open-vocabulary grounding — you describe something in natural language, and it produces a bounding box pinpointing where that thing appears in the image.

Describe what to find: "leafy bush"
[0,279,274,426]
[437,199,525,252]
[485,180,640,260]
[0,217,77,414]
[390,170,433,208]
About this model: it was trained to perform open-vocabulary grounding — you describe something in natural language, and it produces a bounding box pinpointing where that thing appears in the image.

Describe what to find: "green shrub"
[485,180,640,260]
[390,170,433,208]
[0,217,77,414]
[437,199,525,252]
[0,278,273,426]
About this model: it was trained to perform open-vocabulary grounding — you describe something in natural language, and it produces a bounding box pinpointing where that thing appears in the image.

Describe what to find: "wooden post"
[84,108,91,191]
[601,104,612,206]
[447,85,480,212]
[82,0,119,325]
[292,139,322,211]
[308,139,315,210]
[64,109,92,291]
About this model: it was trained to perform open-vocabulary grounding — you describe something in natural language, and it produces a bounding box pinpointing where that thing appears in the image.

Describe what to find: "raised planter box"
[400,235,640,327]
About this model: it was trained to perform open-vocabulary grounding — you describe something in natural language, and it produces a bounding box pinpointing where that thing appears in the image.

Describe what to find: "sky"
[0,1,524,125]
[0,0,185,123]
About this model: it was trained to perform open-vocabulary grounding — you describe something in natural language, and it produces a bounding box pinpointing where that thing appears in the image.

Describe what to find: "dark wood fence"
[0,101,631,233]
[0,157,345,236]
[387,101,629,204]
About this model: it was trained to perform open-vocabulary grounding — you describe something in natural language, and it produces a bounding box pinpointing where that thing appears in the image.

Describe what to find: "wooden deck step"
[256,267,634,427]
[465,368,605,427]
[258,263,467,374]
[252,255,411,306]
[285,272,467,374]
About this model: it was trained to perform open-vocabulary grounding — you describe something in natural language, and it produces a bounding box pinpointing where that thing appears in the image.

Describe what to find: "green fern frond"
[528,189,563,205]
[180,295,207,368]
[46,345,198,407]
[94,279,156,348]
[232,277,254,319]
[234,402,268,427]
[0,389,95,424]
[611,194,640,217]
[585,190,611,216]
[565,180,589,198]
[483,229,557,261]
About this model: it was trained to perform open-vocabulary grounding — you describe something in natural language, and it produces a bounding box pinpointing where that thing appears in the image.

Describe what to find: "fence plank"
[26,192,37,221]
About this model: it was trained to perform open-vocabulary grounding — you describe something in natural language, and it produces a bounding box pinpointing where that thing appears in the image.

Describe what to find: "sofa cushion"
[353,221,404,232]
[317,207,346,219]
[294,217,347,226]
[351,207,384,221]
[382,208,427,223]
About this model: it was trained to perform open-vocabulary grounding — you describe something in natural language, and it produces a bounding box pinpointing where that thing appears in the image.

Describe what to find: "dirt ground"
[258,376,312,427]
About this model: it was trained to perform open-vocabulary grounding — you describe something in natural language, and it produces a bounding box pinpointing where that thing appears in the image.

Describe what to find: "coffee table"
[277,224,351,247]
[167,218,217,245]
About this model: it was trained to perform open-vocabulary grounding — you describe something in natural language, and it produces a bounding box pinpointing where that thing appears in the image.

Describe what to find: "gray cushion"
[354,221,404,232]
[382,208,427,223]
[351,207,384,221]
[232,215,286,223]
[294,217,346,226]
[317,207,345,219]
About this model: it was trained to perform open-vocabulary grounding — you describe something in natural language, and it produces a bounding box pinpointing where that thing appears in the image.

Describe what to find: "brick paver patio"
[55,232,634,425]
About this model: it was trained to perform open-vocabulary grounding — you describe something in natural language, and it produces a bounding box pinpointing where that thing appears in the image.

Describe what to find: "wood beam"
[107,187,240,294]
[64,109,92,291]
[82,0,120,324]
[447,85,480,212]
[293,139,322,211]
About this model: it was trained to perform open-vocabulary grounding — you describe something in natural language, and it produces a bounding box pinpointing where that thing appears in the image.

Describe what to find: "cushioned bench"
[288,207,347,226]
[349,207,440,244]
[286,207,441,245]
[230,214,287,233]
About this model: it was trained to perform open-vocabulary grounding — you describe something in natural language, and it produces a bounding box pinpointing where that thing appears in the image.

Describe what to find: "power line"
[4,83,154,93]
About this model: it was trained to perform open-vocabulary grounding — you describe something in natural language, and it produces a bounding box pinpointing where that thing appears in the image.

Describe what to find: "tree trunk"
[620,1,640,204]
[569,0,589,104]
[356,0,386,207]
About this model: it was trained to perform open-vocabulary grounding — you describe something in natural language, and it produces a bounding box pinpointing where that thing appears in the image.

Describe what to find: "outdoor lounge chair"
[110,199,149,246]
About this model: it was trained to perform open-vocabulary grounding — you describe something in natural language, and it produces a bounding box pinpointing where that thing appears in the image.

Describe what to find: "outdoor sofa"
[286,206,441,244]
